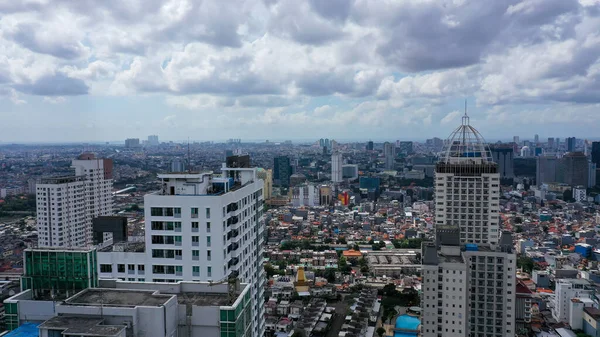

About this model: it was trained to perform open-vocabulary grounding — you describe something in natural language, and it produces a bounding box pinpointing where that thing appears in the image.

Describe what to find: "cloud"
[441,110,462,125]
[14,73,89,96]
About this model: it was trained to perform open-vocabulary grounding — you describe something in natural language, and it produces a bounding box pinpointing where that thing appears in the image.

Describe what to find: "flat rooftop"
[65,289,172,307]
[177,292,232,307]
[438,254,464,263]
[98,242,145,253]
[39,316,125,337]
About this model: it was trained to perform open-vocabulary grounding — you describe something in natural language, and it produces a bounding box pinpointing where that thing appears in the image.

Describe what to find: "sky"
[1,0,600,143]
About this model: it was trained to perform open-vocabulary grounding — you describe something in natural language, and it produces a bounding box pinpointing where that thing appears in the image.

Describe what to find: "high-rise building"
[383,142,395,170]
[398,141,414,155]
[72,154,114,219]
[567,137,577,152]
[36,176,88,247]
[591,142,600,166]
[97,163,266,336]
[125,138,140,148]
[558,152,589,187]
[513,136,520,145]
[257,168,273,200]
[536,156,558,186]
[422,113,516,337]
[36,154,113,247]
[171,158,186,172]
[489,145,515,179]
[273,156,292,187]
[534,134,539,144]
[548,137,555,149]
[331,152,343,183]
[366,141,374,151]
[342,164,359,180]
[147,135,159,146]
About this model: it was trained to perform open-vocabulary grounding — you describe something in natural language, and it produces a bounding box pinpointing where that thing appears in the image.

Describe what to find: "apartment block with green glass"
[219,287,252,337]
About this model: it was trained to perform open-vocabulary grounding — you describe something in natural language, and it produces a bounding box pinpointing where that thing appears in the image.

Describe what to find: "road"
[326,300,349,337]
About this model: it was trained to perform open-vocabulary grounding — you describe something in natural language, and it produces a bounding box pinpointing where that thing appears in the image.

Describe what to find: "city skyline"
[1,0,600,142]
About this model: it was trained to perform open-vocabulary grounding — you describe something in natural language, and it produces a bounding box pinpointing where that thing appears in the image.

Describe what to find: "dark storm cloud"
[15,73,89,96]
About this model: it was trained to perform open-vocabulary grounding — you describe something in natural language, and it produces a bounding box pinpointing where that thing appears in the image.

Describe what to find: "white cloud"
[441,110,461,124]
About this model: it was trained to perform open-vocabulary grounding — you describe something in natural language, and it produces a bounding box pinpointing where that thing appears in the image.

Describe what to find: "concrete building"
[257,168,273,200]
[147,135,159,146]
[331,152,343,183]
[559,152,589,187]
[490,145,515,180]
[72,153,114,221]
[342,164,359,181]
[291,184,320,207]
[383,142,395,170]
[552,279,594,323]
[536,156,558,186]
[366,141,374,151]
[171,159,186,173]
[125,138,140,149]
[421,113,516,337]
[574,186,587,203]
[5,277,252,337]
[97,163,266,336]
[35,176,88,247]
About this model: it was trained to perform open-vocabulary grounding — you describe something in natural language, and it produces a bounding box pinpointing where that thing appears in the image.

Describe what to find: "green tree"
[376,327,386,337]
[517,256,535,273]
[324,269,336,283]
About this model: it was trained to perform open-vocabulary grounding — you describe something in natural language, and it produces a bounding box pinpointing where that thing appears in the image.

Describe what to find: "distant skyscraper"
[331,152,343,183]
[366,141,374,151]
[490,144,515,179]
[273,156,292,187]
[567,137,576,152]
[422,113,515,337]
[559,152,589,187]
[72,153,114,220]
[513,136,520,145]
[125,138,140,148]
[147,135,159,146]
[536,156,558,186]
[547,137,555,149]
[383,142,395,170]
[534,134,539,144]
[398,141,414,155]
[591,142,600,166]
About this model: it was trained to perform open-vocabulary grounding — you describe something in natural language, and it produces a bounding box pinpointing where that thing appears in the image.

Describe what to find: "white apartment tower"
[98,161,266,337]
[384,142,395,170]
[36,154,113,247]
[71,153,114,218]
[36,176,87,247]
[331,152,343,183]
[422,113,516,337]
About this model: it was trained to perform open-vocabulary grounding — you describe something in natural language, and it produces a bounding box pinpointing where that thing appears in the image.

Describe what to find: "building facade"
[331,152,343,183]
[36,176,88,247]
[273,156,291,188]
[383,142,395,170]
[421,114,516,337]
[490,145,515,180]
[97,165,266,337]
[71,153,114,220]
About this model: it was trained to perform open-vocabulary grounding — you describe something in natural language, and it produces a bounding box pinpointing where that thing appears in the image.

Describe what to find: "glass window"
[207,266,212,277]
[138,265,145,271]
[207,222,211,232]
[192,222,199,229]
[192,236,199,243]
[175,266,183,272]
[100,264,112,273]
[151,208,163,216]
[117,264,125,272]
[207,236,211,247]
[192,250,200,257]
[206,208,211,219]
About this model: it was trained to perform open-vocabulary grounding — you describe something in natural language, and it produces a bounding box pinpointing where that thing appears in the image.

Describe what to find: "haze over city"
[1,0,600,142]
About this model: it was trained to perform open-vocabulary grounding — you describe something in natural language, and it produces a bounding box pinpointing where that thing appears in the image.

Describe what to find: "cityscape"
[1,1,600,337]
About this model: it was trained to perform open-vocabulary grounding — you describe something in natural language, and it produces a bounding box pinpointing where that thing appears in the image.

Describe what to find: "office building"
[342,164,359,181]
[291,184,320,207]
[489,144,515,180]
[592,142,600,165]
[534,134,539,144]
[36,176,88,247]
[558,152,589,187]
[513,136,520,145]
[383,142,395,170]
[398,141,414,155]
[125,138,141,149]
[97,163,266,336]
[548,137,555,149]
[567,137,577,152]
[366,141,374,151]
[147,135,159,146]
[422,113,516,337]
[273,156,292,188]
[536,156,558,186]
[589,163,597,188]
[331,152,343,183]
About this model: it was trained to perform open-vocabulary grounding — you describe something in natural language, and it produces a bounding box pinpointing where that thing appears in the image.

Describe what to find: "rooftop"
[177,292,232,307]
[441,109,493,165]
[64,289,172,308]
[39,316,126,337]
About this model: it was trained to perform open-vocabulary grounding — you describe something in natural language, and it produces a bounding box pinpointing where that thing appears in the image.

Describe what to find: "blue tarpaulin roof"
[4,323,40,337]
